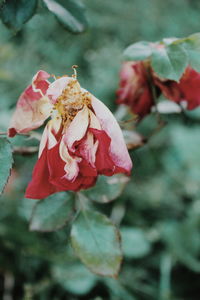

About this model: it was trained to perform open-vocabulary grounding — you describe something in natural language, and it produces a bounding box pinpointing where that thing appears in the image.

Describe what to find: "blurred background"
[1,0,200,299]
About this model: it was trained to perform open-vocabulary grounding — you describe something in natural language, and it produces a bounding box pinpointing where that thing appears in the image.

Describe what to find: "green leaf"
[30,192,75,232]
[0,0,38,31]
[84,174,129,203]
[121,227,151,259]
[52,264,97,295]
[0,138,13,195]
[70,209,122,277]
[43,0,88,33]
[151,43,188,81]
[104,278,137,300]
[124,41,153,61]
[181,33,200,72]
[18,198,37,221]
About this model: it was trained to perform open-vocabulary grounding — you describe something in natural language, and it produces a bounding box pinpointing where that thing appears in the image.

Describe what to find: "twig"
[13,146,38,155]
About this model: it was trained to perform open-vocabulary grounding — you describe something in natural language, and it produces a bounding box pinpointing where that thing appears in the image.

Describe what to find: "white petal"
[89,109,101,130]
[38,117,61,157]
[59,138,80,181]
[65,105,89,151]
[80,132,99,167]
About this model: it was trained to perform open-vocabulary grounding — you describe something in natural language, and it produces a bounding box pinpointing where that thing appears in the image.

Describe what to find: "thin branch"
[13,146,38,155]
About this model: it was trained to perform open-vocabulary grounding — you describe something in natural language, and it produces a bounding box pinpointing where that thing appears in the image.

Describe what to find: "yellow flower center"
[53,78,92,124]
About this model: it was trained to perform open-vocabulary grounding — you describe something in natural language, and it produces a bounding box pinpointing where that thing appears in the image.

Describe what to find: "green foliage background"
[1,0,200,299]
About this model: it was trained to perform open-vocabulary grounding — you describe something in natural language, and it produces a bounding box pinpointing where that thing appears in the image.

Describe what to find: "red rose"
[8,70,132,199]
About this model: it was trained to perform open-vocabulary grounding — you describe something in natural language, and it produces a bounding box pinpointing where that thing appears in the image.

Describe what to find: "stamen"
[72,65,78,79]
[53,69,91,124]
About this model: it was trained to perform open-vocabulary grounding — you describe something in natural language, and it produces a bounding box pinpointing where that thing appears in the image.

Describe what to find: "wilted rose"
[8,70,132,199]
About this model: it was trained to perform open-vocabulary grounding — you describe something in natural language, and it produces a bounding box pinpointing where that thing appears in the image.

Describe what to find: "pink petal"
[8,71,52,137]
[89,93,132,172]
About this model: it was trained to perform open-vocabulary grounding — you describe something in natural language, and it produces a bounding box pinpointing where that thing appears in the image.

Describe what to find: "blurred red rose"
[116,61,154,118]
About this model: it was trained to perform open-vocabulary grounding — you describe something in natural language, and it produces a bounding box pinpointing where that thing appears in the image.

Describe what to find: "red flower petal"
[90,128,131,176]
[91,96,132,173]
[25,147,58,199]
[48,142,97,191]
[154,67,200,110]
[179,67,200,110]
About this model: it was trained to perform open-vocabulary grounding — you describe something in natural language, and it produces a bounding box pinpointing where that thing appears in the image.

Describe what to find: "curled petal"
[78,131,99,167]
[8,70,52,137]
[8,93,51,137]
[59,138,80,181]
[90,94,132,173]
[48,142,97,192]
[38,117,62,158]
[90,128,130,175]
[64,105,89,151]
